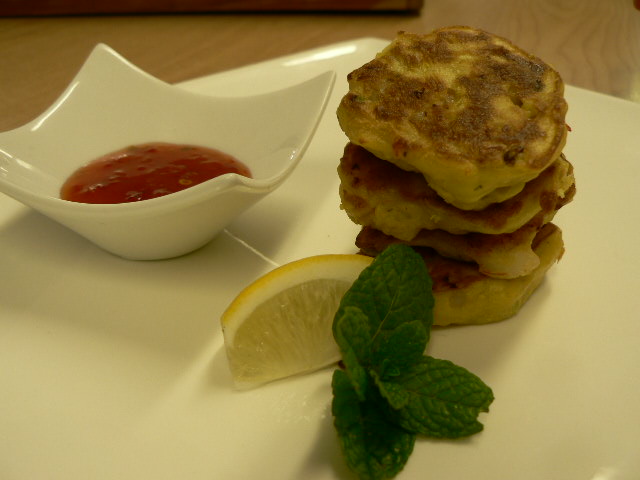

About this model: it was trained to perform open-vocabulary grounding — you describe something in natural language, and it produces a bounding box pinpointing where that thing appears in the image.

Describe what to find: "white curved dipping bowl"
[0,44,335,260]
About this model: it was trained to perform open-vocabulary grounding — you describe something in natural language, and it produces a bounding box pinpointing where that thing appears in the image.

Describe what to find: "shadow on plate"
[0,208,273,360]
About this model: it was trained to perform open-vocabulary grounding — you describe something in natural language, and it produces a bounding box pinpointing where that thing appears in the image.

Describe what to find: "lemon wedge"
[221,254,373,388]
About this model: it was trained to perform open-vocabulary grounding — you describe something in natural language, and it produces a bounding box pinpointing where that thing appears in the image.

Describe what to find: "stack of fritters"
[336,27,576,326]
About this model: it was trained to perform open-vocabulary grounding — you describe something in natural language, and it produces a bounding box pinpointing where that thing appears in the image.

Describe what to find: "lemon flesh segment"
[221,254,373,388]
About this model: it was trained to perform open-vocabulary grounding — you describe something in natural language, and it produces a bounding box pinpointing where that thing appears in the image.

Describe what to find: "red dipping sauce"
[60,142,251,204]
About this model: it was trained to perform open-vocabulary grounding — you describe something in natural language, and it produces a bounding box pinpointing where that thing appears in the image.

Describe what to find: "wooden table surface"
[1,0,639,133]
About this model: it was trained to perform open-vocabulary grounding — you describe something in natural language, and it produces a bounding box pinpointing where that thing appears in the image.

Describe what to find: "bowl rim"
[0,43,335,216]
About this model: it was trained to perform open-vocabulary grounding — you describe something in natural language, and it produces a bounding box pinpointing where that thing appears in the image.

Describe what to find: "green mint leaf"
[371,320,428,380]
[334,305,373,363]
[334,306,373,400]
[371,370,410,410]
[334,244,433,344]
[341,348,370,402]
[390,356,495,438]
[332,369,415,480]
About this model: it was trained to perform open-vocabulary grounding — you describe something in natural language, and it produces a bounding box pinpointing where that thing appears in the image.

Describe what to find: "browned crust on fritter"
[337,26,568,209]
[338,142,575,238]
[345,29,566,168]
[359,223,562,294]
[355,207,550,279]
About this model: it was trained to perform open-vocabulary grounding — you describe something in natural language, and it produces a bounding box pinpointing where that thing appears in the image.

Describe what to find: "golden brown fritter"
[358,223,565,326]
[337,27,568,210]
[338,142,575,240]
[355,207,555,279]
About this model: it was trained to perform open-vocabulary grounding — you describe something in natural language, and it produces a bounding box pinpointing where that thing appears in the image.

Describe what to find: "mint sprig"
[332,370,416,480]
[331,244,494,480]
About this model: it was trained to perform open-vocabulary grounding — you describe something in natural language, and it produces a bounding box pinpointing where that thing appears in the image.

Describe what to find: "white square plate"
[1,38,639,479]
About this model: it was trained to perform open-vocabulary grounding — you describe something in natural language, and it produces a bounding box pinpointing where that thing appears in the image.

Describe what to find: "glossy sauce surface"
[60,142,251,204]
